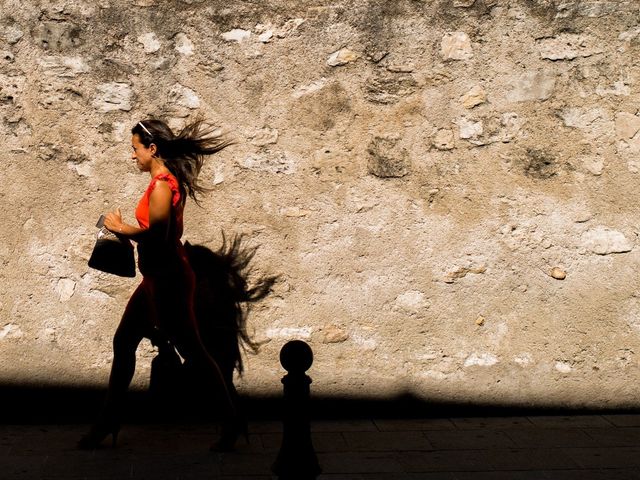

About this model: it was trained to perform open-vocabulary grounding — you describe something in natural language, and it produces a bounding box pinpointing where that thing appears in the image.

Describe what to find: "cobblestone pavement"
[3,415,640,479]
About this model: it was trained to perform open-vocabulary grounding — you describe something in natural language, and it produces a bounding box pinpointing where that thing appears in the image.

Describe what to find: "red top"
[135,173,184,242]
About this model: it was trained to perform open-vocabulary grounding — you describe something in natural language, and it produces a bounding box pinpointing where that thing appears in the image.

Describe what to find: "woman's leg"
[79,283,152,448]
[103,283,152,415]
[103,284,156,418]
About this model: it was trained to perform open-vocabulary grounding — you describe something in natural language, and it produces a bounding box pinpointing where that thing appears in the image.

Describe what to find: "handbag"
[88,215,136,277]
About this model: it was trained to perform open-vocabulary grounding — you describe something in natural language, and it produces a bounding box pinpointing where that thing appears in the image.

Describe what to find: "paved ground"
[3,414,640,479]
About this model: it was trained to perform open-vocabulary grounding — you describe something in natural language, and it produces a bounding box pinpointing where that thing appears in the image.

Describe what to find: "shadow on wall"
[148,234,278,417]
[3,236,640,423]
[3,386,640,424]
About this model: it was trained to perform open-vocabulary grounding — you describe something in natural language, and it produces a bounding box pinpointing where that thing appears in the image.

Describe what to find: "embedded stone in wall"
[327,48,358,67]
[596,80,630,97]
[619,27,640,42]
[197,60,224,76]
[174,33,194,55]
[254,23,274,43]
[137,32,161,53]
[385,62,414,73]
[276,18,305,38]
[238,151,297,174]
[280,206,311,217]
[460,85,486,109]
[67,152,92,177]
[578,1,621,17]
[292,78,328,98]
[258,30,273,43]
[265,326,312,340]
[68,160,92,177]
[32,21,83,51]
[508,71,555,102]
[221,29,251,43]
[38,56,90,77]
[350,331,378,351]
[514,353,533,366]
[560,108,601,129]
[464,353,498,367]
[249,127,278,146]
[615,112,640,140]
[499,112,524,142]
[366,48,388,64]
[555,361,572,373]
[5,109,23,125]
[0,324,23,340]
[454,0,476,6]
[537,34,601,60]
[152,57,172,71]
[440,32,473,61]
[36,143,60,162]
[93,82,134,112]
[444,264,487,283]
[559,107,614,141]
[211,164,224,185]
[618,136,640,173]
[394,290,429,313]
[320,325,349,344]
[0,74,24,107]
[550,267,567,280]
[582,227,633,255]
[367,136,410,178]
[1,24,23,44]
[168,83,200,109]
[469,112,523,146]
[365,72,417,104]
[41,327,57,343]
[1,51,14,63]
[582,156,604,176]
[456,117,483,140]
[433,128,455,150]
[56,278,76,302]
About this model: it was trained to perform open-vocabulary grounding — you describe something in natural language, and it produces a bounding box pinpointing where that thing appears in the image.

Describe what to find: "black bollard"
[272,340,322,480]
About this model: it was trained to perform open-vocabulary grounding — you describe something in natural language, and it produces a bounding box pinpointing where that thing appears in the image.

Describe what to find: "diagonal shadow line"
[1,383,638,424]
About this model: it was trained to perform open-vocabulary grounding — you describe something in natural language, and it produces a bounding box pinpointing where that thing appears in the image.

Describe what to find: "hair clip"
[138,121,152,137]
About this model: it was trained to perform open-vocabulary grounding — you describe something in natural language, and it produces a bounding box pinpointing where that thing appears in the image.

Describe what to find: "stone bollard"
[272,340,322,480]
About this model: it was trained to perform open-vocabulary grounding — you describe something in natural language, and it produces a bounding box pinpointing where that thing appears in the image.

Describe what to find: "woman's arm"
[104,181,172,243]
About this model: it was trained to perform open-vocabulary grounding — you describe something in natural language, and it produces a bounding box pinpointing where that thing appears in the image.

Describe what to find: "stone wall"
[1,0,640,408]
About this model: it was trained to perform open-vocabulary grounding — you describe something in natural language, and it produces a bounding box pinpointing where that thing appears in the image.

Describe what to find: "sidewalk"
[3,414,640,479]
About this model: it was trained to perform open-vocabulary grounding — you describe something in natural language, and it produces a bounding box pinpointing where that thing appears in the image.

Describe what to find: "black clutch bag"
[88,215,136,277]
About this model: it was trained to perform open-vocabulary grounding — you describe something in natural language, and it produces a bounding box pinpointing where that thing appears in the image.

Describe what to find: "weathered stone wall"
[2,0,640,408]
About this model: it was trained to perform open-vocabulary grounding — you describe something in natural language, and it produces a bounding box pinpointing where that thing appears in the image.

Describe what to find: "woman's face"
[131,134,156,172]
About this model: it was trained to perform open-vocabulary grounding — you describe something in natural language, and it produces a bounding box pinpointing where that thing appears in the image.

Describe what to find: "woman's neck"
[149,159,170,178]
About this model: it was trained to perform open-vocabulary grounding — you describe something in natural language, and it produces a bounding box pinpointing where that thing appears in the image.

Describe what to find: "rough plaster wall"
[1,0,640,407]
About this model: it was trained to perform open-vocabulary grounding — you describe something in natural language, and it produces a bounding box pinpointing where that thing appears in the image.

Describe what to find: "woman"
[79,118,243,451]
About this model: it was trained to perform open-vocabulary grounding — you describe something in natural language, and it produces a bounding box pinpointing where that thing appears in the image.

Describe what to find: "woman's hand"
[104,208,124,234]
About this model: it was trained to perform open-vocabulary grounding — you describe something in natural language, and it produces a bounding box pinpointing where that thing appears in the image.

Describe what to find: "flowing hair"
[132,118,232,204]
[186,234,277,374]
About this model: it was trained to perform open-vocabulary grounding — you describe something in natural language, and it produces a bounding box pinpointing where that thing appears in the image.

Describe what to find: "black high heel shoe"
[77,421,121,449]
[210,416,248,452]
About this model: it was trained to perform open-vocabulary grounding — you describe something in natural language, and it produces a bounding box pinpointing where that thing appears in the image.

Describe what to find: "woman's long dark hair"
[132,118,232,204]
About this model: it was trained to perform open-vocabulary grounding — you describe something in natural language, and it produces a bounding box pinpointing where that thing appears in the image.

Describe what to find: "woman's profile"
[79,118,244,451]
